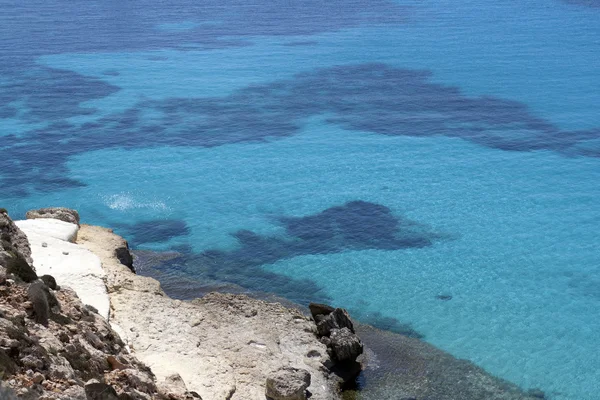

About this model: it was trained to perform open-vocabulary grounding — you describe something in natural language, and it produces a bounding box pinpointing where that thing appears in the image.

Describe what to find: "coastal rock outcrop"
[15,219,110,320]
[26,207,80,226]
[0,209,36,282]
[77,224,343,400]
[0,211,197,400]
[309,302,364,386]
[265,367,311,400]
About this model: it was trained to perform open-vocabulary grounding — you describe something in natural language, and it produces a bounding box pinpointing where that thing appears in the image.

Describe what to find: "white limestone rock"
[15,220,110,320]
[15,219,79,243]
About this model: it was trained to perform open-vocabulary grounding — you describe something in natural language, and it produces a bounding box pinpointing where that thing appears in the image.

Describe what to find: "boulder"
[308,303,334,320]
[0,209,33,264]
[316,308,355,337]
[0,210,37,282]
[329,327,363,362]
[84,379,119,400]
[265,367,311,400]
[26,207,80,226]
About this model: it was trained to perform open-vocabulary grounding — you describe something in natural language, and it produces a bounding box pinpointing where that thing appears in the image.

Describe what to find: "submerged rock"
[26,207,80,226]
[265,367,311,400]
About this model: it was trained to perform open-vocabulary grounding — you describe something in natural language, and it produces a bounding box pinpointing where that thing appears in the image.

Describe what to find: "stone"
[26,207,80,226]
[265,367,311,400]
[40,274,58,290]
[163,373,188,395]
[308,303,335,320]
[316,308,355,337]
[329,328,363,362]
[114,241,135,272]
[16,219,79,243]
[32,372,45,384]
[0,209,33,265]
[84,379,119,400]
[27,280,50,326]
[16,226,110,320]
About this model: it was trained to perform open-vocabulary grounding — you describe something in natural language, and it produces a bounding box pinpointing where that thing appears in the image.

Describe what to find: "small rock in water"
[62,251,69,255]
[42,242,48,248]
[435,294,453,301]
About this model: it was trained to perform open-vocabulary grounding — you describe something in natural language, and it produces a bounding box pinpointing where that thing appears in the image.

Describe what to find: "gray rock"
[0,209,33,265]
[84,379,120,400]
[27,280,50,326]
[265,367,311,400]
[1,210,36,282]
[329,327,363,362]
[161,373,188,396]
[40,274,58,290]
[26,207,80,226]
[316,308,355,337]
[115,241,135,273]
[308,303,334,320]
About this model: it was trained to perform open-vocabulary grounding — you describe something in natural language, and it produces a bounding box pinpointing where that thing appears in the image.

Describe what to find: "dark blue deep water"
[1,0,599,398]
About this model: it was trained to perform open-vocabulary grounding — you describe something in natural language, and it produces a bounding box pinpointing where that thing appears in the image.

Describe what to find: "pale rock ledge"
[15,218,110,320]
[77,224,342,400]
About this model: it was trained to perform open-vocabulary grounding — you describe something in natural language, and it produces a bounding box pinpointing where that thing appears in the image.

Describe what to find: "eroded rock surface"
[0,211,196,400]
[265,367,311,400]
[0,209,35,282]
[77,224,342,400]
[26,207,80,226]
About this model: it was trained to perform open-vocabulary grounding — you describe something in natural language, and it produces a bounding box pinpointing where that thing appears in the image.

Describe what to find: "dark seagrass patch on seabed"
[114,219,191,247]
[4,63,600,195]
[130,201,443,337]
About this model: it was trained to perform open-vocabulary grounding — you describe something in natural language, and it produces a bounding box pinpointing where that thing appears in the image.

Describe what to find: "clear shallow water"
[1,0,599,398]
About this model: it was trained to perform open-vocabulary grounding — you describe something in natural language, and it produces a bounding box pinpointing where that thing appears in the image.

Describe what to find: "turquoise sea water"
[1,0,599,398]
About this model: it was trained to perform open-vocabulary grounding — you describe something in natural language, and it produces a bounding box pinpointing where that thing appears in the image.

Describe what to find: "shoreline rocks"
[1,207,549,400]
[77,224,344,400]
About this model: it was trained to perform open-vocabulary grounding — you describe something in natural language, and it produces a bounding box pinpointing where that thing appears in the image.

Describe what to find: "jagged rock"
[316,308,355,337]
[266,367,311,400]
[308,303,334,320]
[115,241,135,273]
[0,210,37,282]
[0,209,33,265]
[26,207,80,226]
[84,379,120,400]
[329,328,363,362]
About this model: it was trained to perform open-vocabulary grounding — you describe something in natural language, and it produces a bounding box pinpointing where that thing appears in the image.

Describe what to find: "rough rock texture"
[16,221,110,320]
[0,270,169,399]
[265,367,311,400]
[114,241,135,273]
[329,328,363,362]
[315,308,355,337]
[77,224,342,400]
[309,303,364,386]
[0,210,35,281]
[15,219,79,244]
[0,211,196,400]
[26,207,80,226]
